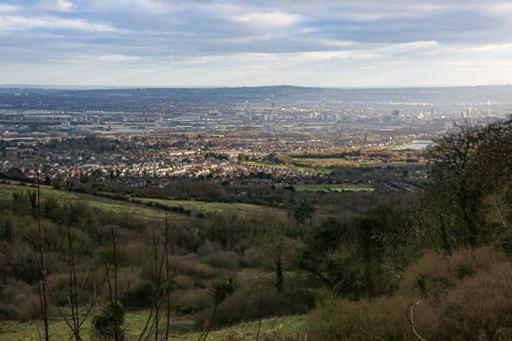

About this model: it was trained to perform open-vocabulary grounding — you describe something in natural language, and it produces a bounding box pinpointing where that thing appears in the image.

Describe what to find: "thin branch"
[406,301,427,341]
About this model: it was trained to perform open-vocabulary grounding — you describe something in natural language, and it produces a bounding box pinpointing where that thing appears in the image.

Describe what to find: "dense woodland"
[1,120,512,340]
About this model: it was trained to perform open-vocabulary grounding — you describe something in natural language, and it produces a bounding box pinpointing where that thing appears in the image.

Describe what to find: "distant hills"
[1,85,512,111]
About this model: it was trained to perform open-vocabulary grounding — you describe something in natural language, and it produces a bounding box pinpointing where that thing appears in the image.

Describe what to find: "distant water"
[394,140,433,151]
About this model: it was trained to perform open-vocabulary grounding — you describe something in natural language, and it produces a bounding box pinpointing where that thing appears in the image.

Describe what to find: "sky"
[2,0,512,87]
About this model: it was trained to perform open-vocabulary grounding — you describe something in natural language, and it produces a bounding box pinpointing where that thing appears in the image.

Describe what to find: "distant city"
[1,85,511,191]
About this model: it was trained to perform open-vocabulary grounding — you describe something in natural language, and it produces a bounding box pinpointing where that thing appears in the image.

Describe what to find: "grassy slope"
[136,197,285,218]
[0,182,298,339]
[0,182,172,219]
[0,312,304,340]
[0,182,281,220]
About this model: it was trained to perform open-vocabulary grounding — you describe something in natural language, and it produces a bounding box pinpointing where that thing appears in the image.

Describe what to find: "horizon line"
[1,83,512,91]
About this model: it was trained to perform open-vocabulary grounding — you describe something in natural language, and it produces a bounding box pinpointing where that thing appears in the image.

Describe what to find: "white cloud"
[90,0,176,15]
[95,54,140,62]
[461,43,512,53]
[0,4,19,13]
[55,0,73,12]
[318,39,357,48]
[38,0,74,12]
[0,15,116,32]
[487,3,512,20]
[233,11,299,29]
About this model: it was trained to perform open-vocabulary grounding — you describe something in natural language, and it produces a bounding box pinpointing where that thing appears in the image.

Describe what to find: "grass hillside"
[0,314,304,340]
[0,181,281,220]
[134,197,285,218]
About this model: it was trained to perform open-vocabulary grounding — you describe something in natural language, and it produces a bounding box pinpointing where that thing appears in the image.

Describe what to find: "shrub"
[173,274,195,290]
[437,262,512,340]
[175,289,210,315]
[400,247,506,302]
[175,256,229,281]
[305,296,437,341]
[0,304,20,320]
[241,247,266,267]
[92,301,126,340]
[203,251,240,270]
[7,242,42,284]
[120,280,153,309]
[0,280,40,321]
[194,275,311,329]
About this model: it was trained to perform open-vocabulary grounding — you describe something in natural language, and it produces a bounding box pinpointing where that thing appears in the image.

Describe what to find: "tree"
[92,301,126,340]
[427,123,481,247]
[197,277,238,341]
[425,121,512,249]
[93,228,124,340]
[258,221,300,294]
[300,204,413,299]
[290,201,315,225]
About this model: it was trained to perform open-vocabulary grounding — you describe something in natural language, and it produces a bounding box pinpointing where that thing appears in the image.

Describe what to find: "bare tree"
[164,214,172,341]
[36,170,50,341]
[138,214,175,341]
[95,227,125,340]
[48,210,95,341]
[197,277,238,341]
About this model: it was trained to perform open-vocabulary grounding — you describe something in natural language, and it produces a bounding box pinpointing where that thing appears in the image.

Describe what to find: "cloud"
[233,11,299,29]
[54,0,73,12]
[95,54,140,62]
[90,0,176,15]
[0,4,19,13]
[0,15,116,32]
[38,0,74,12]
[486,3,512,22]
[3,0,512,86]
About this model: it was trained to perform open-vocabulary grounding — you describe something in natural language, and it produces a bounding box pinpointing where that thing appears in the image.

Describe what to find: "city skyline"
[2,0,512,87]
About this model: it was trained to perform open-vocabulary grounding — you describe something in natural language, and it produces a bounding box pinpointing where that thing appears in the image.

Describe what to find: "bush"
[0,280,41,321]
[176,256,229,281]
[437,262,512,340]
[120,280,153,309]
[305,296,437,341]
[175,289,210,315]
[0,304,20,320]
[92,301,126,340]
[400,247,506,302]
[193,275,311,330]
[203,251,240,270]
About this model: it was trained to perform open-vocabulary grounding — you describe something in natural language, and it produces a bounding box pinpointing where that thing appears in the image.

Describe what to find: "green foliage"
[0,219,14,241]
[92,301,126,340]
[305,296,436,341]
[425,121,512,250]
[120,280,153,309]
[210,277,238,305]
[290,202,315,224]
[300,202,415,298]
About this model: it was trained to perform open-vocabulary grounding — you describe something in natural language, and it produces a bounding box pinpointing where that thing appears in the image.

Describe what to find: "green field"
[136,197,284,218]
[293,183,374,192]
[0,312,304,340]
[0,182,183,220]
[243,160,332,175]
[0,182,284,221]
